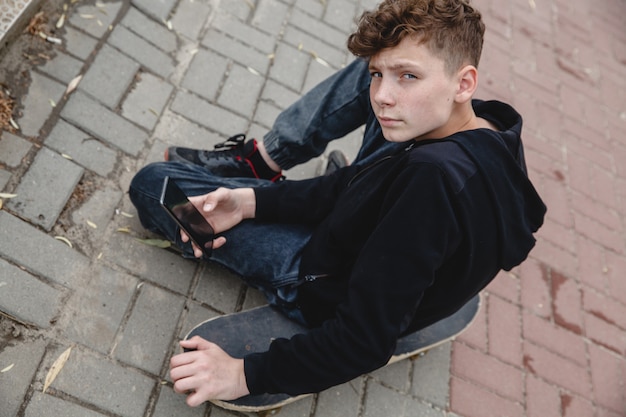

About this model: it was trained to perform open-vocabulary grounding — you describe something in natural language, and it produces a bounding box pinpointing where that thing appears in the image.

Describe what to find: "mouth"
[377,115,402,127]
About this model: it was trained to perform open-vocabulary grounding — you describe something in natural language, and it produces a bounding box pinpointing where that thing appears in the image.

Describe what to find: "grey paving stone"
[241,286,267,310]
[61,265,137,354]
[114,283,185,374]
[0,211,90,288]
[131,0,177,22]
[364,382,445,417]
[0,337,46,417]
[324,0,360,32]
[17,71,66,137]
[290,8,348,47]
[211,12,276,54]
[38,50,84,85]
[102,225,197,294]
[370,359,411,392]
[108,25,176,79]
[62,91,148,156]
[251,0,289,36]
[72,185,124,240]
[45,119,117,177]
[303,58,343,92]
[62,26,98,60]
[259,78,301,109]
[80,44,140,109]
[253,100,281,131]
[282,25,346,69]
[178,300,220,339]
[269,43,310,93]
[6,146,84,231]
[170,90,248,137]
[152,110,217,150]
[68,1,123,39]
[152,384,208,417]
[122,71,174,130]
[411,343,452,409]
[218,64,265,118]
[0,131,31,168]
[214,1,252,21]
[194,263,243,314]
[0,169,11,190]
[294,0,325,18]
[181,49,229,102]
[315,379,364,417]
[24,392,108,417]
[121,6,178,54]
[171,0,212,40]
[0,258,64,328]
[202,29,272,75]
[48,347,154,417]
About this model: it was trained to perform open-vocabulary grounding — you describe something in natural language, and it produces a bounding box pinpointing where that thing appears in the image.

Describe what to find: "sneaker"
[324,150,349,175]
[165,134,284,182]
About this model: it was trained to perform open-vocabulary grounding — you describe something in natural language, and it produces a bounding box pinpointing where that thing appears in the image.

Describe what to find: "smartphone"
[160,176,214,257]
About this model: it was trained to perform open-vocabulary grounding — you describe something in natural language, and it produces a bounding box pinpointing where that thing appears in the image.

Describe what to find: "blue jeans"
[263,58,406,169]
[129,162,314,324]
[130,59,407,324]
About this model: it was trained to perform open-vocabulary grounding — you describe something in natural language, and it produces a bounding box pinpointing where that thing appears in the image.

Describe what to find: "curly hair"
[347,0,485,75]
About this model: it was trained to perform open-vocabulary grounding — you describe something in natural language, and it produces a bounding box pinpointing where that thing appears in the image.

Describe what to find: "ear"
[454,65,478,104]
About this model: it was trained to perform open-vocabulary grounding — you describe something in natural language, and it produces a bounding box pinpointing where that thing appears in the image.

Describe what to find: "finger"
[212,236,227,250]
[180,229,189,243]
[186,390,209,407]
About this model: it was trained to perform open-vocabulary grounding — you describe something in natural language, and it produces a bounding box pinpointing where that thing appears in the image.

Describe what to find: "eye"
[370,71,382,78]
[402,73,417,80]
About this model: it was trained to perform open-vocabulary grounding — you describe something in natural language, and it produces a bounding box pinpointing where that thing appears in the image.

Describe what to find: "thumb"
[180,336,213,350]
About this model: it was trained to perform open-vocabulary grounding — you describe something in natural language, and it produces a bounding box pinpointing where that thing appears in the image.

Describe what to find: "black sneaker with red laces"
[164,134,284,182]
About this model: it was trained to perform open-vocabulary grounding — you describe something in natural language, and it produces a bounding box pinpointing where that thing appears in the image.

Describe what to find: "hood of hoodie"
[450,100,547,270]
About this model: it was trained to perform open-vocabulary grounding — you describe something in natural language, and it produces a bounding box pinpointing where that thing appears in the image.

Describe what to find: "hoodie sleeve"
[253,164,359,224]
[244,163,461,395]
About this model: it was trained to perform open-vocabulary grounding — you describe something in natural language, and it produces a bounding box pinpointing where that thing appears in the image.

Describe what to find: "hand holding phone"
[160,177,215,258]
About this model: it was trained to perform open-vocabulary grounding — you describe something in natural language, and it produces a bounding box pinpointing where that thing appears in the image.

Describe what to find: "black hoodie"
[245,100,546,396]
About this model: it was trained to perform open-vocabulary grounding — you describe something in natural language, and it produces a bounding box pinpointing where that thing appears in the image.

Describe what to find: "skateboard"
[185,293,481,415]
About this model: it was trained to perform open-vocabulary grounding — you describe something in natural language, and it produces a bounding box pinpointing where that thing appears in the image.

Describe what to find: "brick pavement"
[0,0,625,416]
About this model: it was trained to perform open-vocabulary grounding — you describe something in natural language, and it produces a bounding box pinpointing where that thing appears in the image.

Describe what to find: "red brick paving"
[449,0,626,415]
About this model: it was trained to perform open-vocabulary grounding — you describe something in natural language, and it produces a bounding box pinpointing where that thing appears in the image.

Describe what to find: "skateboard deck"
[185,293,481,414]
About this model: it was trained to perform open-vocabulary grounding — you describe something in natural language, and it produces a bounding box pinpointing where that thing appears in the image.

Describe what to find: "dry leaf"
[43,347,72,393]
[65,75,82,95]
[56,14,66,29]
[54,236,73,248]
[135,238,172,249]
[314,56,330,68]
[1,363,14,373]
[247,66,261,76]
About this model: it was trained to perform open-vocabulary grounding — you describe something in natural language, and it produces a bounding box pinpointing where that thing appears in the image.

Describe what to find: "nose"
[371,78,395,108]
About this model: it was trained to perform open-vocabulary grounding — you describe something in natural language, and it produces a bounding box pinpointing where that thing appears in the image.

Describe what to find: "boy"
[129,0,546,406]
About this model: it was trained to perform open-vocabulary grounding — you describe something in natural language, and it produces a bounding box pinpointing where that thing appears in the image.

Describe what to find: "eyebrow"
[368,60,423,72]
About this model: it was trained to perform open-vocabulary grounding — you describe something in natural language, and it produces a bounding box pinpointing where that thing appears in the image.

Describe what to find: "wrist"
[238,188,256,219]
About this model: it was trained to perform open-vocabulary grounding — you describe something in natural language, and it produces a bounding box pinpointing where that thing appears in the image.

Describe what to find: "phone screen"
[159,176,214,257]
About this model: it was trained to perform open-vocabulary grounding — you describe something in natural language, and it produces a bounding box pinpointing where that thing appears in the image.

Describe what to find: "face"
[369,36,462,143]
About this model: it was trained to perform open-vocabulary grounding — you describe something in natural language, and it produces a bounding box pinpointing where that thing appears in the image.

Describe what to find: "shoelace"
[204,134,247,160]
